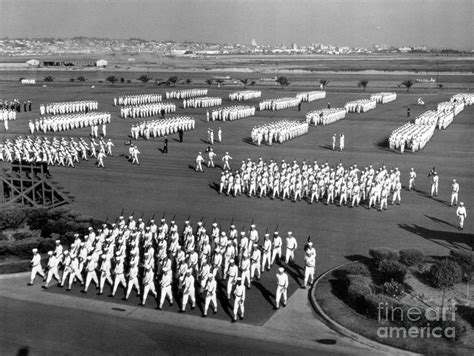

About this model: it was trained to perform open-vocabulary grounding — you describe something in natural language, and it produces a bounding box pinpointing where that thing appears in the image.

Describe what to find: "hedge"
[399,248,424,266]
[0,208,26,229]
[449,249,473,281]
[333,262,371,279]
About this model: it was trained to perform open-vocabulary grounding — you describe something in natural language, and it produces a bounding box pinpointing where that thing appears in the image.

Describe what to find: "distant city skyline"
[0,0,472,50]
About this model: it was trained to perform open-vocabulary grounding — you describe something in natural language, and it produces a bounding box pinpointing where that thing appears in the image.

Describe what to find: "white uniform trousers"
[276,285,287,307]
[159,285,173,307]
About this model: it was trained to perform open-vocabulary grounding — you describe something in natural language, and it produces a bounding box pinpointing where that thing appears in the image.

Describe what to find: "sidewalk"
[0,273,382,355]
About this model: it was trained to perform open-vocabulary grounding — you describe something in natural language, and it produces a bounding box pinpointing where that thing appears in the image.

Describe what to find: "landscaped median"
[0,206,102,274]
[312,248,474,355]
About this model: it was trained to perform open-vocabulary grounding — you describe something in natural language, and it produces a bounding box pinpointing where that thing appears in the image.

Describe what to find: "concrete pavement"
[0,272,384,355]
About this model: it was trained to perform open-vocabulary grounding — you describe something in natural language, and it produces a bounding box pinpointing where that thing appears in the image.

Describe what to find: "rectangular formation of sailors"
[40,100,98,116]
[345,99,377,113]
[0,136,114,167]
[1,109,17,131]
[183,97,222,109]
[120,103,176,119]
[209,105,256,122]
[130,116,195,140]
[218,157,406,211]
[28,216,313,321]
[295,91,326,103]
[114,94,162,106]
[389,93,470,153]
[29,112,111,135]
[251,120,309,146]
[229,90,262,101]
[370,92,397,104]
[306,108,347,126]
[166,88,208,100]
[258,97,301,111]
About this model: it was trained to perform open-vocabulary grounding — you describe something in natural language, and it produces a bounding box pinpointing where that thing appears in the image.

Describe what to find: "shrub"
[334,262,371,279]
[12,231,35,241]
[344,275,372,312]
[378,259,407,283]
[0,208,26,229]
[399,248,424,266]
[37,239,56,254]
[25,208,49,230]
[429,259,463,289]
[382,279,405,298]
[5,241,39,259]
[369,247,399,264]
[435,319,467,341]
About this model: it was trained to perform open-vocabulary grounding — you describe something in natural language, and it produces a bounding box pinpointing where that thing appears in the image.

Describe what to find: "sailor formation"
[39,100,98,116]
[251,120,309,146]
[0,136,114,166]
[29,112,111,134]
[114,94,163,106]
[28,216,317,320]
[208,105,256,121]
[389,93,473,153]
[216,158,408,210]
[130,116,196,140]
[120,102,176,119]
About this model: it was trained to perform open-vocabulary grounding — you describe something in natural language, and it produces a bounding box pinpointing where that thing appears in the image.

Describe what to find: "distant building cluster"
[0,37,470,59]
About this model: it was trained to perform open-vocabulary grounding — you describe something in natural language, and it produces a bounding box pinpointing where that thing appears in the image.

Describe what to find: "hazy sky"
[0,0,472,49]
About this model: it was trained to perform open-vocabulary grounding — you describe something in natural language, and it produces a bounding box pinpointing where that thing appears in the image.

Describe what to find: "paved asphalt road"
[0,296,342,356]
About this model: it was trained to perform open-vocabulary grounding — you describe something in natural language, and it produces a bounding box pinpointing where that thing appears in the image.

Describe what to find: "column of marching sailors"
[166,89,208,100]
[251,121,309,146]
[214,158,409,211]
[40,100,98,116]
[114,94,162,106]
[389,93,472,153]
[28,112,111,138]
[183,97,222,109]
[258,97,301,111]
[120,103,176,119]
[229,90,262,101]
[131,116,195,140]
[0,136,114,168]
[207,105,256,122]
[28,217,318,321]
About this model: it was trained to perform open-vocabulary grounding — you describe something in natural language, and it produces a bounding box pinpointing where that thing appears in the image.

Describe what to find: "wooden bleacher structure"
[0,161,73,208]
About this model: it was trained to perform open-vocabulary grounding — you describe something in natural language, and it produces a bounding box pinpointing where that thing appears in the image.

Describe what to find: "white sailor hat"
[64,250,69,255]
[150,219,154,223]
[215,247,221,253]
[197,221,202,226]
[86,255,92,260]
[47,251,53,256]
[251,224,256,228]
[265,233,270,237]
[185,220,189,224]
[101,254,107,259]
[253,243,258,247]
[308,242,313,246]
[161,218,166,222]
[288,232,292,235]
[278,267,285,273]
[186,269,192,274]
[453,179,456,182]
[208,274,213,279]
[88,227,93,230]
[74,233,79,238]
[55,239,61,244]
[230,258,235,264]
[230,225,235,228]
[212,222,217,227]
[237,277,242,281]
[240,232,246,236]
[460,202,464,206]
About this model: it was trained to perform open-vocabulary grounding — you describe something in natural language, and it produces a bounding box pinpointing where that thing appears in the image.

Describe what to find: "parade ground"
[1,67,473,354]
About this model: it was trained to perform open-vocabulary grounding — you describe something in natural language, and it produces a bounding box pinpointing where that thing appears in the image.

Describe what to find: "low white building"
[96,59,108,67]
[26,59,40,67]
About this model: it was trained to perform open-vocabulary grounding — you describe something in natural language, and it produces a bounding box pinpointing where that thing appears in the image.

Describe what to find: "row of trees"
[41,76,441,93]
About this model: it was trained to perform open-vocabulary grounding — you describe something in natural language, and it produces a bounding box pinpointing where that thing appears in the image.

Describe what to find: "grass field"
[1,71,473,324]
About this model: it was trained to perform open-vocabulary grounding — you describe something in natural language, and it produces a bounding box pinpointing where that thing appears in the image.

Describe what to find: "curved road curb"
[309,261,421,356]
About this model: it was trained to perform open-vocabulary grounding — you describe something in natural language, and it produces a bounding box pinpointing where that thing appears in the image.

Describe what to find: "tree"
[250,80,256,86]
[185,78,192,84]
[77,76,86,82]
[120,77,125,83]
[205,78,213,87]
[358,79,369,91]
[44,76,55,82]
[240,78,249,88]
[276,76,289,88]
[438,83,444,89]
[106,76,118,85]
[69,78,75,82]
[401,79,414,92]
[429,259,463,308]
[320,79,329,89]
[138,75,151,84]
[168,76,178,86]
